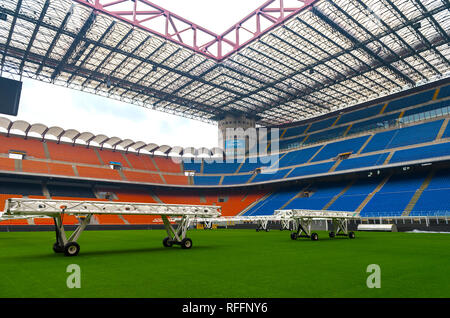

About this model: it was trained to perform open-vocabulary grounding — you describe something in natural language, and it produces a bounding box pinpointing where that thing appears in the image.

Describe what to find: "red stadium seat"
[77,166,123,181]
[47,141,101,165]
[0,135,46,159]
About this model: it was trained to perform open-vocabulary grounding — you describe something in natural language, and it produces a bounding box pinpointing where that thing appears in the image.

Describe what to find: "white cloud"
[4,78,218,148]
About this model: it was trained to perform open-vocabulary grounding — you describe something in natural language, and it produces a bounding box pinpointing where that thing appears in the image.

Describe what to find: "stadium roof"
[0,0,449,126]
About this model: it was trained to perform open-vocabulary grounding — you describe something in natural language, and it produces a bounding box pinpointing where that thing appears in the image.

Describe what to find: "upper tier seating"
[97,149,130,168]
[125,153,158,171]
[361,119,444,153]
[47,141,101,165]
[312,136,370,162]
[0,135,46,159]
[276,83,449,149]
[335,153,389,171]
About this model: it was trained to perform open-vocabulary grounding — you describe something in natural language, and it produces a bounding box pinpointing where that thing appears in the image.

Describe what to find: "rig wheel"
[311,233,319,241]
[329,231,336,238]
[163,237,173,247]
[349,232,356,239]
[181,238,193,249]
[290,232,298,240]
[53,242,64,253]
[64,242,80,257]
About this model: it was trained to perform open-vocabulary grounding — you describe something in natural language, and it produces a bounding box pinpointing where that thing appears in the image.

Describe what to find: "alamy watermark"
[366,264,381,288]
[172,127,281,174]
[66,264,81,289]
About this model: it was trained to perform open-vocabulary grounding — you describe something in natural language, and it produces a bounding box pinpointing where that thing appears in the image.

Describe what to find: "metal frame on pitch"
[2,198,221,256]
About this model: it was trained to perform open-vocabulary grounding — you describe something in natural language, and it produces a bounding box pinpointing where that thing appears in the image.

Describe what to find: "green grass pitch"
[0,229,449,298]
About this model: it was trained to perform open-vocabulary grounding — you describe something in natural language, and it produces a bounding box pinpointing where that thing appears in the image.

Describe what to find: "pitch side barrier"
[275,209,360,241]
[1,198,221,256]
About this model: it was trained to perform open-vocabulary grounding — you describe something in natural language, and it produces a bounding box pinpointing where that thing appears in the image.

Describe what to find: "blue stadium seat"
[244,188,301,216]
[437,84,450,100]
[329,178,382,211]
[385,89,435,113]
[338,104,384,125]
[277,146,321,168]
[221,174,252,185]
[288,162,334,178]
[312,136,369,162]
[360,173,426,217]
[389,142,450,163]
[283,124,309,138]
[285,181,349,210]
[308,116,339,133]
[251,168,290,183]
[193,176,221,186]
[336,153,389,171]
[362,119,444,153]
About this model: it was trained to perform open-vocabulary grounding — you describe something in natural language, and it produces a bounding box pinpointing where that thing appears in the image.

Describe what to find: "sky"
[3,0,266,149]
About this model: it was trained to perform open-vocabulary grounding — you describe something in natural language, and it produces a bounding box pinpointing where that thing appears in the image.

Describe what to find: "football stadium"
[0,0,450,304]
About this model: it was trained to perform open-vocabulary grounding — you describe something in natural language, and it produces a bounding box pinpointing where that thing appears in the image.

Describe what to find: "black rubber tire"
[290,232,298,240]
[181,238,193,249]
[311,233,319,241]
[163,237,173,247]
[256,228,260,232]
[349,231,356,239]
[64,242,80,257]
[53,242,64,253]
[329,231,335,238]
[265,229,270,232]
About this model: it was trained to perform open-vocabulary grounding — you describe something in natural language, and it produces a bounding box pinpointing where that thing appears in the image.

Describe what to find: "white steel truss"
[276,209,359,240]
[2,198,221,256]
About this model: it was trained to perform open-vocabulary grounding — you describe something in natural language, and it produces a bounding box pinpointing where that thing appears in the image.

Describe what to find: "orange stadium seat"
[153,156,182,173]
[76,166,123,181]
[46,141,101,165]
[0,194,28,225]
[124,153,157,171]
[0,218,29,225]
[0,157,16,171]
[123,170,163,183]
[0,194,22,211]
[21,160,50,174]
[47,162,75,176]
[95,215,125,224]
[163,174,189,185]
[114,190,157,203]
[97,149,130,168]
[0,135,46,159]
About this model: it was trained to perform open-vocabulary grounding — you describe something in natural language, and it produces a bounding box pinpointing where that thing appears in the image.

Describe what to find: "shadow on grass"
[9,245,217,260]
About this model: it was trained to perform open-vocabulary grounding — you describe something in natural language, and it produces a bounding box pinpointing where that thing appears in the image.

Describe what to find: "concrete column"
[218,115,256,158]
